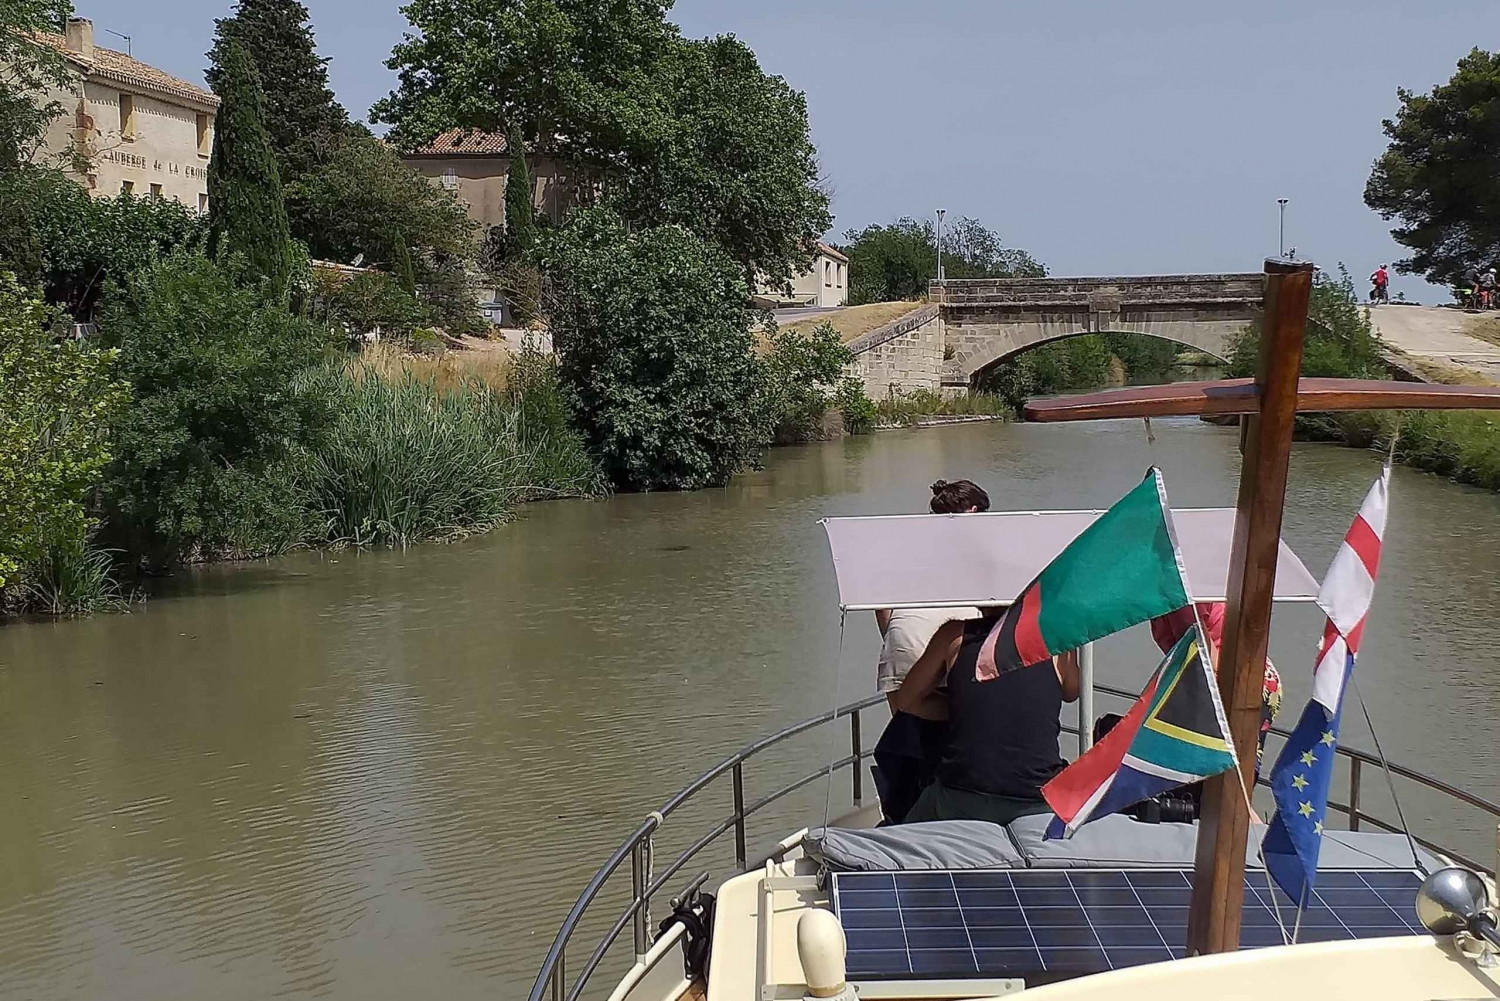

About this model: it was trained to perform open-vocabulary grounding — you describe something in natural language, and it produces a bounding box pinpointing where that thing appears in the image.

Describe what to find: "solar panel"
[832,868,1424,983]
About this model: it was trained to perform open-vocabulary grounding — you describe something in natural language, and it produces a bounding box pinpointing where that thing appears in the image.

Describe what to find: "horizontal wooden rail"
[1023,377,1500,422]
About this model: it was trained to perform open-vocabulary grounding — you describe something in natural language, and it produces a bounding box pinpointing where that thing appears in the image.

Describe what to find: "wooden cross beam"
[1019,258,1500,956]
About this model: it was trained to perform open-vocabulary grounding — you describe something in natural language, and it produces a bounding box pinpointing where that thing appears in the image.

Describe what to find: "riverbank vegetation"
[1226,267,1500,491]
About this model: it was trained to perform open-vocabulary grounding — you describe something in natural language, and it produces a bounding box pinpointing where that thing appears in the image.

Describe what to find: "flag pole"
[1186,258,1315,955]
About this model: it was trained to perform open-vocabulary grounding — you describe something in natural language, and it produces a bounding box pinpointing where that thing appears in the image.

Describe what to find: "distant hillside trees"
[842,216,1045,305]
[1365,48,1500,285]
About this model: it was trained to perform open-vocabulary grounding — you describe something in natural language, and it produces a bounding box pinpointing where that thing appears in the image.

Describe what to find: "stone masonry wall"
[844,306,944,399]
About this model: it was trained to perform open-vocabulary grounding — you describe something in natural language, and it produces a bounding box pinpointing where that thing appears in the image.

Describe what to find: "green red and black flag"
[975,468,1193,681]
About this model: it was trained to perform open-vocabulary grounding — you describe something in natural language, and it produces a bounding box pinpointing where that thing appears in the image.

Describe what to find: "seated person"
[891,609,1080,826]
[872,478,989,823]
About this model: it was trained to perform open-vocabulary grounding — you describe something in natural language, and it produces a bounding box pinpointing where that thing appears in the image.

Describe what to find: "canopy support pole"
[1077,642,1095,756]
[1186,258,1314,955]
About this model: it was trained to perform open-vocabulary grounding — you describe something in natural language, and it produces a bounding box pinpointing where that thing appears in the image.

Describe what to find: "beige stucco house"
[34,18,217,209]
[755,242,849,309]
[401,129,577,232]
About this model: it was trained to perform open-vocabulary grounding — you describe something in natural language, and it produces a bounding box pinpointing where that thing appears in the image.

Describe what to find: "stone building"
[35,17,218,209]
[754,242,849,309]
[401,129,577,233]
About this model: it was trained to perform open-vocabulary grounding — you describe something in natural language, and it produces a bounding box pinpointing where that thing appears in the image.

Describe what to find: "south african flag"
[1043,627,1238,838]
[975,468,1193,681]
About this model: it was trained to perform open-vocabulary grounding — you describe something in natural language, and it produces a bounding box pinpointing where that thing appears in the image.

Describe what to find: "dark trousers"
[873,711,946,824]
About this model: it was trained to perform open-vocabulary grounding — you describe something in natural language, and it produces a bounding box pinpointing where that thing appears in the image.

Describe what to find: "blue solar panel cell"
[832,867,1422,984]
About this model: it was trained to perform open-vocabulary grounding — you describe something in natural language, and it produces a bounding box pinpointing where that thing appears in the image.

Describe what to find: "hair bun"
[931,480,948,494]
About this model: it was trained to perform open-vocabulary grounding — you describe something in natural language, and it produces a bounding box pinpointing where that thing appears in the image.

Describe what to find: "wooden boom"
[1019,258,1500,956]
[1025,377,1500,421]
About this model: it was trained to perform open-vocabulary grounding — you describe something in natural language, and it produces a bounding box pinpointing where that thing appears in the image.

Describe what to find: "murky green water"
[2,418,1497,999]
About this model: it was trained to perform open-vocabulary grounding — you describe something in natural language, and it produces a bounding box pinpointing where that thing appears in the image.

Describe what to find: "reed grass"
[1301,410,1500,492]
[297,356,603,548]
[19,539,132,615]
[874,389,1012,427]
[354,339,514,394]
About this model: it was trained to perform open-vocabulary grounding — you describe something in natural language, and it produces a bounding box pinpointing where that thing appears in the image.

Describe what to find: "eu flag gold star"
[1291,774,1309,791]
[1313,821,1324,835]
[1298,801,1315,817]
[1320,731,1336,747]
[1300,750,1317,766]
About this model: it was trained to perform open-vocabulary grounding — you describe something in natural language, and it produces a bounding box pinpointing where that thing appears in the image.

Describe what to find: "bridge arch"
[955,323,1235,388]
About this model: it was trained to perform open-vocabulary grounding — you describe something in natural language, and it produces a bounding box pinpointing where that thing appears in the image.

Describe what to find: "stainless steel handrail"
[530,683,1499,1001]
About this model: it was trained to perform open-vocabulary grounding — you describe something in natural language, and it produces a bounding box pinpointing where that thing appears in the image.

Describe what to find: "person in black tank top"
[890,612,1080,826]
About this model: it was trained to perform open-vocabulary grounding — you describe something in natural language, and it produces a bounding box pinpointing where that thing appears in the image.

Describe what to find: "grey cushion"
[1010,813,1440,872]
[803,821,1028,871]
[1006,812,1208,868]
[1249,826,1442,872]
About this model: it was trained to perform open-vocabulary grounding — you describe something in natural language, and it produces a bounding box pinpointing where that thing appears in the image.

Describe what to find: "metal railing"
[529,682,1500,1001]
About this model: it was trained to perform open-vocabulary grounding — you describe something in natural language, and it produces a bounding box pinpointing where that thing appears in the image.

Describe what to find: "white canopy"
[821,508,1320,611]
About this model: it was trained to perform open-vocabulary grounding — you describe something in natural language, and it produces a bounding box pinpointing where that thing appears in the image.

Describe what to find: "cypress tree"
[504,125,535,261]
[207,38,293,290]
[206,0,349,182]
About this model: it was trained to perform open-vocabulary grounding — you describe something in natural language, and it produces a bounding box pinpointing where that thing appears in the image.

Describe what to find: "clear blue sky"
[93,0,1495,300]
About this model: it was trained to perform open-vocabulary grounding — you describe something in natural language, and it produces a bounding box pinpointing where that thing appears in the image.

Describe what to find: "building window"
[824,260,833,287]
[441,167,458,190]
[149,183,162,198]
[119,93,136,139]
[198,192,209,215]
[196,113,211,155]
[120,179,134,195]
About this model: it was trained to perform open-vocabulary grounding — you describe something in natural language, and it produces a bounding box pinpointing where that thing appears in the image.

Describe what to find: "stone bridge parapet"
[843,275,1267,398]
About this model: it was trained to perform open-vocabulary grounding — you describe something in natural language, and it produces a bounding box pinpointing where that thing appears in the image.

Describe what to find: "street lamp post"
[1277,198,1288,258]
[936,209,947,286]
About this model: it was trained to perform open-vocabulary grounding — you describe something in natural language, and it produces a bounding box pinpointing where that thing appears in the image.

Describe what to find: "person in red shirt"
[1370,265,1390,303]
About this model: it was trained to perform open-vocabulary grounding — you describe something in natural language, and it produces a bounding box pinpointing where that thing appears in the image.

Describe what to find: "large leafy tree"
[207,38,294,290]
[612,34,831,289]
[1365,49,1500,285]
[374,2,830,285]
[843,216,1044,304]
[372,0,675,158]
[206,0,350,183]
[541,208,766,491]
[0,0,74,170]
[284,133,474,266]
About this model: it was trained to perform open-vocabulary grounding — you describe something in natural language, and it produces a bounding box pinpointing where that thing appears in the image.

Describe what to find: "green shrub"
[1227,265,1387,380]
[308,266,428,339]
[296,363,602,547]
[543,208,766,490]
[98,251,335,568]
[0,168,207,319]
[506,341,607,497]
[1103,332,1183,382]
[761,320,852,443]
[836,378,879,435]
[0,274,128,605]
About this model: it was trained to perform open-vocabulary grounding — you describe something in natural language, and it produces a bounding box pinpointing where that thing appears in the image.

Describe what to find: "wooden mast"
[1184,258,1313,953]
[1022,258,1500,954]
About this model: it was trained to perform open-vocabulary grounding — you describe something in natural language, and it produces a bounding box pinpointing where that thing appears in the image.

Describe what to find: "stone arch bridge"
[845,274,1265,397]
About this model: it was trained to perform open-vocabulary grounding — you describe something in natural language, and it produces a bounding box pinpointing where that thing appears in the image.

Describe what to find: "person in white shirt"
[872,479,989,823]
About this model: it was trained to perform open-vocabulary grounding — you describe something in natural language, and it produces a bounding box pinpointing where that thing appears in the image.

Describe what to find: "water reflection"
[0,418,1496,999]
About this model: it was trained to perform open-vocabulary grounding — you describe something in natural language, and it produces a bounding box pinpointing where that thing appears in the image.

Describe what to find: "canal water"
[2,418,1498,1000]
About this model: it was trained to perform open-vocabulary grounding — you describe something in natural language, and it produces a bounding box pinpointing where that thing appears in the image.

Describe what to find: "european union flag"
[1261,655,1348,906]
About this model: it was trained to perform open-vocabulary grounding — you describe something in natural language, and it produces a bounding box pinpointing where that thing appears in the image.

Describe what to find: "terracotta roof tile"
[815,241,849,263]
[408,129,509,156]
[37,32,218,108]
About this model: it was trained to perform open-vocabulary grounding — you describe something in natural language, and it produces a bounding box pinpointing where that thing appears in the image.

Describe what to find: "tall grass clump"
[298,361,602,547]
[875,389,1012,427]
[20,538,132,616]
